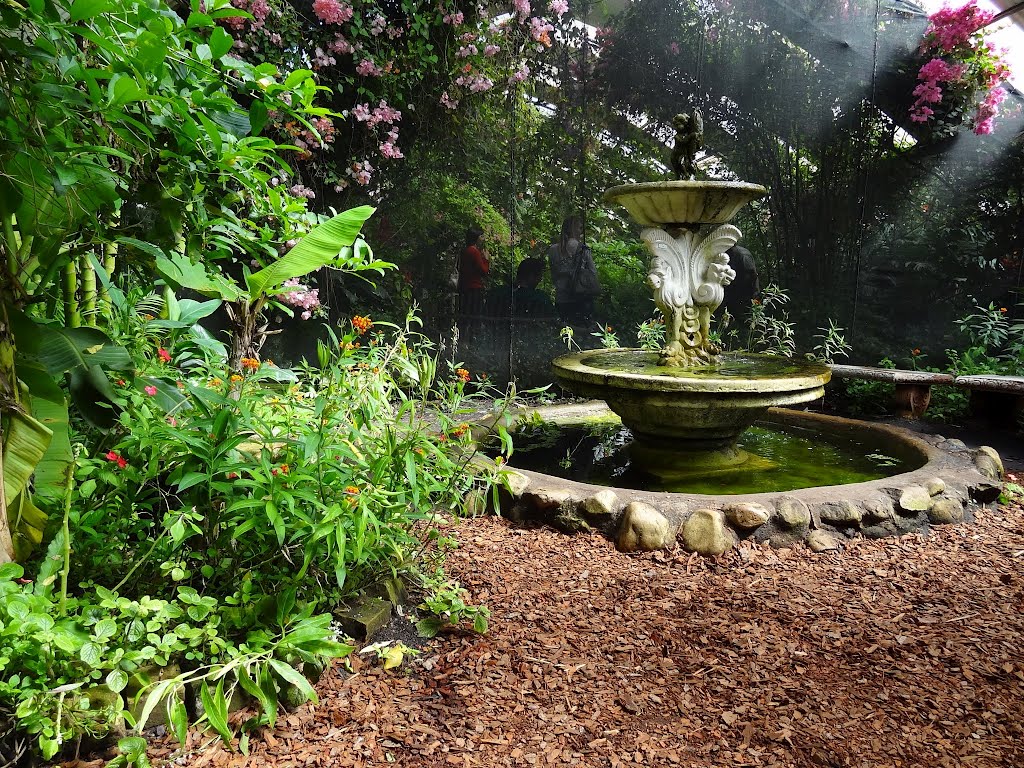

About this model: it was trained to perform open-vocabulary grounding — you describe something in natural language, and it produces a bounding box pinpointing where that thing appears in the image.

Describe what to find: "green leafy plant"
[592,323,619,349]
[745,284,796,357]
[415,571,490,639]
[636,316,666,351]
[809,320,852,365]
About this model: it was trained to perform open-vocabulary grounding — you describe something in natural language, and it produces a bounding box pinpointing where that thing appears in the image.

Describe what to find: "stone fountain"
[482,109,1004,556]
[553,109,829,469]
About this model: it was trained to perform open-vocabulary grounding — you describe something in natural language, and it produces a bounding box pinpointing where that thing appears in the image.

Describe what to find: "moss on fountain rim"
[553,349,830,394]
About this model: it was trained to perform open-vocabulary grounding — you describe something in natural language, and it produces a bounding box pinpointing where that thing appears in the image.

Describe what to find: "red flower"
[157,348,171,363]
[144,385,157,396]
[105,451,128,469]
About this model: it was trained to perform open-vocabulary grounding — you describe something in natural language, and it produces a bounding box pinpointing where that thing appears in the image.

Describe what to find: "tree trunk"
[0,304,18,564]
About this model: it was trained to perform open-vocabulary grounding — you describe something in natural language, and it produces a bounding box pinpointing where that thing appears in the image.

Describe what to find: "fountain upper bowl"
[604,180,768,226]
[552,349,830,445]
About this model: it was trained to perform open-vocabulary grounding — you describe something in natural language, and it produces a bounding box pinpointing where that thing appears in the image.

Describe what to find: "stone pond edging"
[479,403,1004,556]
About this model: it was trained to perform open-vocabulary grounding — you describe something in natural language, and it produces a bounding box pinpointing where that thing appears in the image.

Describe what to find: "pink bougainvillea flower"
[144,385,157,396]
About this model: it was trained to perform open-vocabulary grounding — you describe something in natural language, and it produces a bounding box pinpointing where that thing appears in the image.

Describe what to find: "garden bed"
[91,500,1024,768]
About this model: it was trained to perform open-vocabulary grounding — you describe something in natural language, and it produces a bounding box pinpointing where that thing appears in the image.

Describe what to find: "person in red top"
[457,226,489,315]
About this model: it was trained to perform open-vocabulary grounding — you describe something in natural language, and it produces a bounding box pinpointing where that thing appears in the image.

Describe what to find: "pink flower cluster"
[549,0,568,17]
[290,183,316,199]
[328,34,354,54]
[279,278,321,320]
[440,91,459,110]
[973,86,1006,135]
[513,0,530,19]
[353,99,402,128]
[508,62,530,84]
[225,0,269,30]
[910,57,966,123]
[443,10,464,24]
[529,16,554,45]
[457,44,478,58]
[909,1,1011,133]
[347,160,374,186]
[356,58,383,77]
[368,12,386,36]
[921,2,993,53]
[312,0,353,24]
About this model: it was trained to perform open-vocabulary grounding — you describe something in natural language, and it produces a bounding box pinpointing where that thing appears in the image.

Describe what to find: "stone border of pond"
[477,402,1005,556]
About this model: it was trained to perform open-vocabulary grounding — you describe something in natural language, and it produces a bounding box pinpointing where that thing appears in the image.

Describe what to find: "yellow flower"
[456,368,470,383]
[240,357,260,371]
[352,315,373,335]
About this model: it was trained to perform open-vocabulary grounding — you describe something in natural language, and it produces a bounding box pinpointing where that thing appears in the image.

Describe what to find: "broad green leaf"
[0,563,24,581]
[136,680,174,731]
[209,26,232,59]
[186,11,213,27]
[9,492,46,561]
[108,73,146,108]
[17,358,72,500]
[2,411,52,503]
[268,659,317,704]
[69,0,111,22]
[246,207,375,296]
[137,376,189,413]
[154,251,244,301]
[14,317,133,375]
[135,31,168,71]
[200,680,232,743]
[68,364,121,430]
[169,699,188,745]
[80,641,102,667]
[107,668,129,693]
[249,100,268,135]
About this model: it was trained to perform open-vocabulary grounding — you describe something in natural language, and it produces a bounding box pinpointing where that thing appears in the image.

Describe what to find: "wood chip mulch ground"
[138,502,1024,767]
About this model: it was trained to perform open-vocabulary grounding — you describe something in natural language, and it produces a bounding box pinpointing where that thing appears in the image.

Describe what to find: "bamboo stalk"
[101,238,117,319]
[63,261,79,328]
[79,251,97,325]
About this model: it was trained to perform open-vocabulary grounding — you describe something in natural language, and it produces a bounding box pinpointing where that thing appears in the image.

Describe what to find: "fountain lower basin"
[552,349,831,450]
[479,401,1004,554]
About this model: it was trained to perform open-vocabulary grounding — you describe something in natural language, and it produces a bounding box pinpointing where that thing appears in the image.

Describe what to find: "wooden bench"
[954,375,1024,422]
[829,364,955,419]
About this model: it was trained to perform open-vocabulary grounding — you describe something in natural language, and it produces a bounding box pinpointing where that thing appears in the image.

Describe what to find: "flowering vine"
[909,1,1011,136]
[216,0,559,193]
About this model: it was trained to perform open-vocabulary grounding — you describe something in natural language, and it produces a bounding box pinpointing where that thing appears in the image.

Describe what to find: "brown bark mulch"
[128,503,1024,767]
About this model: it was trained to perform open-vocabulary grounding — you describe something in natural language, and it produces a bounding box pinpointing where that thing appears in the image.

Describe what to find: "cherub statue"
[670,109,704,180]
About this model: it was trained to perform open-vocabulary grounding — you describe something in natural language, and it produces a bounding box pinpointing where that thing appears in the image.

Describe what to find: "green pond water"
[577,350,829,380]
[495,420,918,495]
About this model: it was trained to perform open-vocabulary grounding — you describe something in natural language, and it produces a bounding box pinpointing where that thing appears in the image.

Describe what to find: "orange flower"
[1000,307,1008,313]
[208,377,223,386]
[344,485,359,495]
[240,357,260,371]
[230,374,243,383]
[352,315,373,335]
[912,348,921,356]
[451,424,469,438]
[456,368,470,383]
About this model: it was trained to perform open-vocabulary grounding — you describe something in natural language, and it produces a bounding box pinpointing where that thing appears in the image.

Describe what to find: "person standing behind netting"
[457,226,489,315]
[548,215,600,323]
